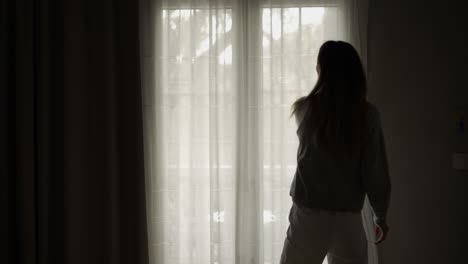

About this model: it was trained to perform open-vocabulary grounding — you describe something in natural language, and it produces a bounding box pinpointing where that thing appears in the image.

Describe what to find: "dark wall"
[367,0,468,263]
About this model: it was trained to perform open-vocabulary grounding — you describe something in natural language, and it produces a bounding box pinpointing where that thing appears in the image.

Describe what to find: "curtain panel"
[139,0,374,263]
[1,0,148,263]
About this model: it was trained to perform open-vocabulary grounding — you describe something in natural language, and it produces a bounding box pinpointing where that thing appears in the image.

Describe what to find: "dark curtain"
[0,0,149,263]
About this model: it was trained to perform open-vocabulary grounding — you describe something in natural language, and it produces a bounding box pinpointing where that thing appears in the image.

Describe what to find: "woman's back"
[290,100,390,223]
[281,41,391,264]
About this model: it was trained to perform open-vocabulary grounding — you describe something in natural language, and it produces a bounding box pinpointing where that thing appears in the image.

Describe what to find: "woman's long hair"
[291,41,368,158]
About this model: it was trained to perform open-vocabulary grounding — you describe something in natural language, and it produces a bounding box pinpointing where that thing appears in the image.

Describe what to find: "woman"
[280,41,391,264]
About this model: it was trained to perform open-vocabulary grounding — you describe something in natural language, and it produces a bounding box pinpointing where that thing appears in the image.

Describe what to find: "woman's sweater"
[290,102,391,224]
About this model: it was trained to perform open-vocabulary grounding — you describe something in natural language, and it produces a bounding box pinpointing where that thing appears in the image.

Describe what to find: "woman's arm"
[361,106,392,226]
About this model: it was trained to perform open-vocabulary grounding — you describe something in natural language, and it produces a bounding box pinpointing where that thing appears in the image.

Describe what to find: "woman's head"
[292,41,368,157]
[314,40,367,100]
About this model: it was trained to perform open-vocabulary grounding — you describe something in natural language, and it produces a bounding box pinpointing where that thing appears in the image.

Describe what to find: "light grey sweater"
[290,102,391,224]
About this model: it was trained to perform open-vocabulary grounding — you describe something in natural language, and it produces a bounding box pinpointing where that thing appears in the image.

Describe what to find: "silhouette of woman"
[280,41,391,264]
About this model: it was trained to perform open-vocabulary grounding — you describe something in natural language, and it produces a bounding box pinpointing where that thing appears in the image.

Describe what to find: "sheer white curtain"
[139,0,375,264]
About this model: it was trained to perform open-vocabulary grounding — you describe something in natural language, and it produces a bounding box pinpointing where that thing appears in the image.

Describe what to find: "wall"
[367,0,468,263]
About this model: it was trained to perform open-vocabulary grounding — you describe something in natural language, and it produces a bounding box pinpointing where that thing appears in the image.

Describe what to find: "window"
[145,1,359,264]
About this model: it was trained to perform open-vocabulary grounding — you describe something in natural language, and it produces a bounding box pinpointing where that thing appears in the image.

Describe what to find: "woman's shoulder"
[294,96,308,107]
[292,96,309,124]
[365,101,380,117]
[365,101,382,130]
[292,96,309,114]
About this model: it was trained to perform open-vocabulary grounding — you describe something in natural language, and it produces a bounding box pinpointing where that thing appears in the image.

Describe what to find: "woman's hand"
[374,222,389,244]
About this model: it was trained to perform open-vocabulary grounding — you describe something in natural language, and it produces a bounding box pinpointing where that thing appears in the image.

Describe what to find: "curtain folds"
[140,0,374,263]
[1,1,66,262]
[1,0,148,263]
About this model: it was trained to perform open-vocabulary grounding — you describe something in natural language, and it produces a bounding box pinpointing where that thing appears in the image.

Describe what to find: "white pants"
[280,203,368,264]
